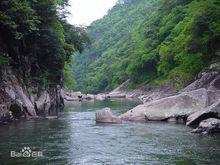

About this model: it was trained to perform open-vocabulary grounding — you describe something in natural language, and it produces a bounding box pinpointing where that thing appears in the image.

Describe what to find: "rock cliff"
[0,67,64,125]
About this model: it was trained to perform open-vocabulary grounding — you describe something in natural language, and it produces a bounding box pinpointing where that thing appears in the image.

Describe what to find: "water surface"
[0,99,220,165]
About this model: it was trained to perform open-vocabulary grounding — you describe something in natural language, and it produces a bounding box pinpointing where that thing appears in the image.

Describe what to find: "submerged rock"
[95,107,122,124]
[120,88,208,121]
[191,118,220,134]
[46,116,58,120]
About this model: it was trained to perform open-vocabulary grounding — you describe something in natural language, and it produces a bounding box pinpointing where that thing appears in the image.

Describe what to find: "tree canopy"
[72,0,220,93]
[0,0,90,88]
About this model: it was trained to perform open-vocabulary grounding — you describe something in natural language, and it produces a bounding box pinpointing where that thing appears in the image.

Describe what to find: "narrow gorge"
[0,0,220,164]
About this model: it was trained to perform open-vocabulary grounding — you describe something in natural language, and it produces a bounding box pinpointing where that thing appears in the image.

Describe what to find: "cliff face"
[0,66,64,125]
[0,0,88,125]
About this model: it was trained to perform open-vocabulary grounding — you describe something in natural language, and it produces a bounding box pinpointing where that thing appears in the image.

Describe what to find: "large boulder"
[95,107,122,124]
[191,118,220,134]
[186,100,220,126]
[82,94,95,100]
[207,90,220,105]
[180,72,219,93]
[120,88,208,121]
[64,91,83,101]
[95,94,107,101]
[64,95,80,101]
[208,74,220,90]
[138,84,176,103]
[106,94,126,99]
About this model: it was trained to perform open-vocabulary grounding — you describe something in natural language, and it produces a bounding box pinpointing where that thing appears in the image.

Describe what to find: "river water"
[0,99,220,165]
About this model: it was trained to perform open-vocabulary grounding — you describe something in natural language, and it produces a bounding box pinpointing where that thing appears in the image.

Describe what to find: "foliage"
[72,0,220,93]
[64,62,76,89]
[0,0,90,88]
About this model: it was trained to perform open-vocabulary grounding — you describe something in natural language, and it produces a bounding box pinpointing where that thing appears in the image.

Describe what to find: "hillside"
[72,0,220,94]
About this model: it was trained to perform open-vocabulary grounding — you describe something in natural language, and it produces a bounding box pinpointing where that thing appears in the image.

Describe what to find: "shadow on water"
[0,99,220,165]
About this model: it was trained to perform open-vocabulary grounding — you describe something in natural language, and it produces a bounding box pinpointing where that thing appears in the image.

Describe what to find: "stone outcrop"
[0,104,13,125]
[109,80,176,103]
[4,74,36,117]
[95,107,122,124]
[191,118,220,134]
[120,88,208,121]
[180,72,219,93]
[35,91,51,115]
[0,67,64,124]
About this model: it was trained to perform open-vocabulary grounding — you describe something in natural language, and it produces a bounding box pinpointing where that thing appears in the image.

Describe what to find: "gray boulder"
[180,72,219,93]
[208,74,220,90]
[95,94,107,101]
[120,88,208,121]
[207,90,220,105]
[64,95,80,101]
[187,100,220,126]
[64,91,83,101]
[82,94,95,100]
[106,94,126,99]
[95,107,122,124]
[191,118,220,134]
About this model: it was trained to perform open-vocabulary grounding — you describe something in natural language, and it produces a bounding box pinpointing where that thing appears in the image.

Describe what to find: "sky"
[67,0,118,26]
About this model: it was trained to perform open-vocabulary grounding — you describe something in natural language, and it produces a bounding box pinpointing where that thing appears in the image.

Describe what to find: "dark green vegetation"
[0,0,89,88]
[72,0,220,93]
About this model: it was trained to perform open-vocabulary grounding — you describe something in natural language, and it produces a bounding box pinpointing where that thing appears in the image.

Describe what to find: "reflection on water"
[0,99,220,165]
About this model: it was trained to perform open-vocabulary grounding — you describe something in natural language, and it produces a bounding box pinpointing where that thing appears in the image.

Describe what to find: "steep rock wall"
[0,67,64,125]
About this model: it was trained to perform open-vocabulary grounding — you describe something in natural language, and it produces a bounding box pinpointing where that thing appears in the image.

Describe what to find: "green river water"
[0,99,220,165]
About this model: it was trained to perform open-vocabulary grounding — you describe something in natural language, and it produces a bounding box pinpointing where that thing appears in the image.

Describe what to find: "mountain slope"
[72,0,220,94]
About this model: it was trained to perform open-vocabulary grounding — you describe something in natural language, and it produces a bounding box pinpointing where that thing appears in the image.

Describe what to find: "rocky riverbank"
[94,69,220,135]
[118,71,220,134]
[63,81,176,104]
[0,67,64,125]
[62,89,128,103]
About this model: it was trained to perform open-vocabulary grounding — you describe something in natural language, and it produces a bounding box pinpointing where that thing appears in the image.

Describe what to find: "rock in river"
[191,118,220,134]
[95,107,122,124]
[187,100,220,126]
[120,88,208,121]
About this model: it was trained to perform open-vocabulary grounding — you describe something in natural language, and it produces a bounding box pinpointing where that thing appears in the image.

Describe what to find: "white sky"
[67,0,118,26]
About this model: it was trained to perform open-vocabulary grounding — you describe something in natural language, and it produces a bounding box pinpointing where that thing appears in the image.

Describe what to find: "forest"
[71,0,220,94]
[0,0,89,89]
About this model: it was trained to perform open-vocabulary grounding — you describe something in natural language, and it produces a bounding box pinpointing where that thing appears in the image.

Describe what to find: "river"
[0,99,220,165]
